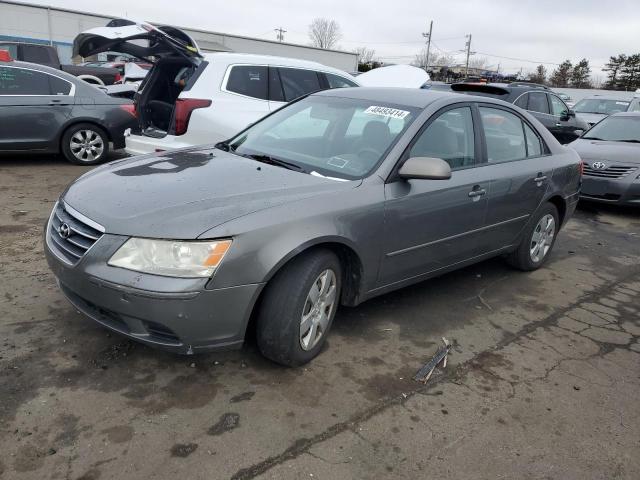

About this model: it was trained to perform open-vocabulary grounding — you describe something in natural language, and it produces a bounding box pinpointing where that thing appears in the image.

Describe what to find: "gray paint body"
[0,61,137,153]
[569,116,640,205]
[45,88,582,353]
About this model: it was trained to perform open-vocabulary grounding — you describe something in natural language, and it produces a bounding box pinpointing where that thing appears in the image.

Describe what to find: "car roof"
[1,60,82,83]
[202,52,353,77]
[315,87,479,109]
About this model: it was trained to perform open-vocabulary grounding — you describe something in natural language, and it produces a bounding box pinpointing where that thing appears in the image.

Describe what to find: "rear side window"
[514,93,528,109]
[324,73,358,89]
[225,65,268,100]
[0,67,52,95]
[21,44,54,65]
[527,92,549,114]
[410,107,475,169]
[524,123,543,157]
[49,75,72,95]
[479,107,527,163]
[278,68,321,101]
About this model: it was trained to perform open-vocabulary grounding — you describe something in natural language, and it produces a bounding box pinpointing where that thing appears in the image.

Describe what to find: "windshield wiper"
[242,154,305,172]
[214,140,234,152]
[617,139,640,143]
[582,137,605,141]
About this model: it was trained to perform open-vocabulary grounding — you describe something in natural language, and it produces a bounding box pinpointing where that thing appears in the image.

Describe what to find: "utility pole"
[422,20,433,73]
[274,27,286,42]
[464,34,472,79]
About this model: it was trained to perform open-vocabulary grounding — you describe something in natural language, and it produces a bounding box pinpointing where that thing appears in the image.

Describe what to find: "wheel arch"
[58,120,113,152]
[546,194,567,226]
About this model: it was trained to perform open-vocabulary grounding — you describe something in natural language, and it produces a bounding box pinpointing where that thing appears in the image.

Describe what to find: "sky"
[18,0,639,81]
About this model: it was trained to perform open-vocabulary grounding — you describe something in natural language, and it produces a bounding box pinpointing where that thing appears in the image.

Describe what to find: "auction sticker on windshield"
[364,106,410,119]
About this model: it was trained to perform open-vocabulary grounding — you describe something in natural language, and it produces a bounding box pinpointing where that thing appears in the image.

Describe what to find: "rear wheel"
[506,203,559,271]
[256,249,342,367]
[61,123,109,165]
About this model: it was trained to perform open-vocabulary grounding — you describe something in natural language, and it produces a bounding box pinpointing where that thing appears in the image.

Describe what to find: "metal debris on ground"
[413,337,452,384]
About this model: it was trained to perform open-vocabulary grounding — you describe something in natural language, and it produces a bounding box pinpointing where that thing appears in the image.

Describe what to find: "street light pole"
[422,20,433,73]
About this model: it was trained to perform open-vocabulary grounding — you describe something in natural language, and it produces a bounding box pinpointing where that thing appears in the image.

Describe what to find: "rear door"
[476,104,555,248]
[219,64,270,133]
[0,65,74,151]
[380,104,492,286]
[268,67,324,111]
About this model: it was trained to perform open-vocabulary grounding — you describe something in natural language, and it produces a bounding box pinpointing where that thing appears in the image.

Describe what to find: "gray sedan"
[45,88,581,366]
[569,112,640,205]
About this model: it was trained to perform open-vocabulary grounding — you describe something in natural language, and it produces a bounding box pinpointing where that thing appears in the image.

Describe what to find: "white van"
[74,20,360,154]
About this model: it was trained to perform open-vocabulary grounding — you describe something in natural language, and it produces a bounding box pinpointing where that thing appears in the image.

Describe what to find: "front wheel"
[61,123,110,165]
[256,249,342,367]
[506,203,559,271]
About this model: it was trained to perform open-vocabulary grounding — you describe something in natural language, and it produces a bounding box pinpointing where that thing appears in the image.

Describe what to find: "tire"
[506,203,559,271]
[256,249,342,367]
[61,123,110,165]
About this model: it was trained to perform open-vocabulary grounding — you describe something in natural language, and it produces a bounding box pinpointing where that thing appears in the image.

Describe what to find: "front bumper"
[580,174,640,206]
[45,213,263,354]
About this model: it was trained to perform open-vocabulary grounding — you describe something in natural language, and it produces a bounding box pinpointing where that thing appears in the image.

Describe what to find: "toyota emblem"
[58,222,71,239]
[592,161,607,170]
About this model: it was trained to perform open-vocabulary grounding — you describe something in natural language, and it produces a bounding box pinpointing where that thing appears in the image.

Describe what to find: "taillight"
[174,98,211,136]
[120,104,137,118]
[0,49,12,62]
[114,72,122,84]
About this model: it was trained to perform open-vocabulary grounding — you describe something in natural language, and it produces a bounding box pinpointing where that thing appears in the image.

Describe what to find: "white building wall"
[0,0,358,71]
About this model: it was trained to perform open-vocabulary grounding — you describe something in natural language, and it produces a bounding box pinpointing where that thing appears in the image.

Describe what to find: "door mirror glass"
[398,157,452,180]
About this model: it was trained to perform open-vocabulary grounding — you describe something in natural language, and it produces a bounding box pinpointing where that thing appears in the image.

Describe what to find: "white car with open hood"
[74,20,361,155]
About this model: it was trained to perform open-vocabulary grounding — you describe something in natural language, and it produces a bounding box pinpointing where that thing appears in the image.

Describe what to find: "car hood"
[575,112,607,125]
[62,147,361,239]
[357,65,430,88]
[569,138,640,163]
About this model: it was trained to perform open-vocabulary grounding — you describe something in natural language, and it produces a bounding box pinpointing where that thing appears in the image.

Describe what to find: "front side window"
[479,107,527,163]
[325,73,358,89]
[0,67,52,95]
[278,68,321,101]
[549,95,569,117]
[527,92,549,114]
[227,96,419,180]
[409,107,475,169]
[225,65,268,100]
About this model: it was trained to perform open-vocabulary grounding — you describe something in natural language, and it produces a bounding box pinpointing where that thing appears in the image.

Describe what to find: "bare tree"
[412,48,454,70]
[411,47,430,69]
[355,47,376,65]
[468,56,489,70]
[308,18,342,49]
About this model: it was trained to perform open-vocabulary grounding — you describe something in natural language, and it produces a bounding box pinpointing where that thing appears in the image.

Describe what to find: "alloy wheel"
[530,214,556,263]
[300,269,337,351]
[70,129,104,163]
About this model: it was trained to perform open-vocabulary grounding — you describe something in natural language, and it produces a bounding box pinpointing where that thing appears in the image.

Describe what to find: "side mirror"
[562,109,575,120]
[568,109,576,117]
[398,157,452,180]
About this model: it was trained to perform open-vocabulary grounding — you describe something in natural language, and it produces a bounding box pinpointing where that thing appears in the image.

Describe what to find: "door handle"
[468,188,486,198]
[49,99,69,106]
[534,174,547,183]
[555,123,562,126]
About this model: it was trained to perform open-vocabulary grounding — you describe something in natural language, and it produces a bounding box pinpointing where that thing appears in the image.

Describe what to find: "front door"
[379,105,491,287]
[0,66,74,151]
[548,93,581,143]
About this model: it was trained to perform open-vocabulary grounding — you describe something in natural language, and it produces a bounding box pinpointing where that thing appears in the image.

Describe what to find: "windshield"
[574,98,630,115]
[582,116,640,142]
[227,95,420,180]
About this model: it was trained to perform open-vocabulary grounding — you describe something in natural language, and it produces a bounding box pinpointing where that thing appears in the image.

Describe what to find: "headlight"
[108,238,232,278]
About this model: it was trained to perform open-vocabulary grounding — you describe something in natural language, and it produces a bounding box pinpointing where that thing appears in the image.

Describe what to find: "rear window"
[325,73,358,89]
[21,44,54,65]
[0,66,71,95]
[278,68,322,101]
[225,65,268,100]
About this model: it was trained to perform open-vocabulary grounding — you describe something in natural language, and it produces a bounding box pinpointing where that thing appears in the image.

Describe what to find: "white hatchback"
[74,20,360,155]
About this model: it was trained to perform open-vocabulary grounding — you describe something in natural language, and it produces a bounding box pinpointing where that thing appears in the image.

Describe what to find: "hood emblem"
[592,161,607,170]
[58,222,71,239]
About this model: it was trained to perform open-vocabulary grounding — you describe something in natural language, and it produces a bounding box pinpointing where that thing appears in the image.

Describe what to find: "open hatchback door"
[73,19,203,63]
[74,19,207,138]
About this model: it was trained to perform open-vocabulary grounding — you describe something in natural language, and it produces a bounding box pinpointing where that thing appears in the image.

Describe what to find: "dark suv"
[452,82,589,143]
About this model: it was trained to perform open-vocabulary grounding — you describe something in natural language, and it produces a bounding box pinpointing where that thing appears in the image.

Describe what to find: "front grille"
[48,202,104,265]
[583,164,637,179]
